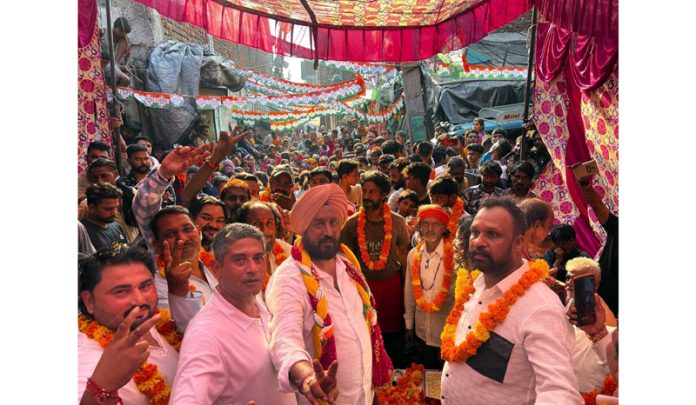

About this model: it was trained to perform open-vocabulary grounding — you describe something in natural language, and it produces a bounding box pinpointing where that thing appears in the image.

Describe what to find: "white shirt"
[404,239,456,347]
[266,256,374,405]
[572,325,615,392]
[155,264,219,333]
[78,328,179,404]
[387,187,403,212]
[441,260,582,405]
[171,292,297,405]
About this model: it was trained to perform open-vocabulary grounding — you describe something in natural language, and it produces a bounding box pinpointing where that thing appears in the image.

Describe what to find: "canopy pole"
[105,0,124,176]
[299,0,319,69]
[521,6,538,162]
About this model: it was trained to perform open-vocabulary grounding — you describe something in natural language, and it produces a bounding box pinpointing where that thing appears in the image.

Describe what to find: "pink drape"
[536,21,618,91]
[533,0,618,40]
[531,21,618,257]
[135,0,531,62]
[78,0,99,47]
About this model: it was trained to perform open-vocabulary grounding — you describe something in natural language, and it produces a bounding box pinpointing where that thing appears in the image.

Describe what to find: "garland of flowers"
[262,240,290,290]
[291,239,393,387]
[375,363,426,404]
[581,375,618,405]
[156,248,215,294]
[356,203,393,271]
[447,198,464,238]
[259,187,272,202]
[78,308,182,404]
[440,259,549,362]
[410,238,455,312]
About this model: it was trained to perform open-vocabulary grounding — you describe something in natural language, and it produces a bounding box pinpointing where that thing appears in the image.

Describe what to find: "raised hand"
[162,240,193,296]
[314,359,339,403]
[89,307,161,391]
[159,144,212,180]
[300,360,339,405]
[209,130,245,164]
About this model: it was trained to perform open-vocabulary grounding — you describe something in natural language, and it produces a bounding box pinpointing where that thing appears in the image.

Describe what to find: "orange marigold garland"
[78,308,182,404]
[356,203,393,271]
[410,238,455,312]
[259,187,271,202]
[447,197,464,237]
[440,259,549,362]
[375,363,426,405]
[581,375,618,405]
[263,240,290,290]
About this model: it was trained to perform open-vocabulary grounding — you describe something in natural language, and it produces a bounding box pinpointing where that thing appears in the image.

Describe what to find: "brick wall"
[160,16,209,46]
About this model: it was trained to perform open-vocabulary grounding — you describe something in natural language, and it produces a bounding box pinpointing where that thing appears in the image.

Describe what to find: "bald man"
[266,184,393,405]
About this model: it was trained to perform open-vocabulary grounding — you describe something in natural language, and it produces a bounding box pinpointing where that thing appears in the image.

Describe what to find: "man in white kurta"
[267,184,387,405]
[440,199,582,404]
[267,256,373,405]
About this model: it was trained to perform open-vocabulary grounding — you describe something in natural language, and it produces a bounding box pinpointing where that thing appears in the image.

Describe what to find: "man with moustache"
[404,205,456,370]
[170,224,302,404]
[262,164,297,211]
[502,161,537,203]
[267,184,393,405]
[462,160,504,216]
[81,183,128,250]
[188,195,227,251]
[78,159,140,244]
[125,143,176,206]
[387,158,410,212]
[219,179,252,222]
[340,171,410,368]
[236,201,292,291]
[78,246,179,405]
[439,198,582,404]
[132,144,217,330]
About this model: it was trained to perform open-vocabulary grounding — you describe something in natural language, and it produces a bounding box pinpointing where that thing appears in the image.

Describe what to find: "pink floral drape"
[78,0,111,174]
[531,19,618,257]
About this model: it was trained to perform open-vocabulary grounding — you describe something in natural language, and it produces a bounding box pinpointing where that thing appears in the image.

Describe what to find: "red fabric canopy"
[135,0,532,62]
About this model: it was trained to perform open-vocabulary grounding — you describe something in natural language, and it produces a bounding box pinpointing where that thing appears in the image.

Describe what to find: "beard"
[133,164,151,174]
[303,235,340,260]
[362,199,381,211]
[264,236,274,253]
[469,245,513,274]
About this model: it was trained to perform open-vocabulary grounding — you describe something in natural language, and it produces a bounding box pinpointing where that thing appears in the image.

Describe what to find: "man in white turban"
[266,184,393,405]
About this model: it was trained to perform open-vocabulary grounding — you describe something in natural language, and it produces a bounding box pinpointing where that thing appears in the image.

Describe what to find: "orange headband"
[416,204,449,225]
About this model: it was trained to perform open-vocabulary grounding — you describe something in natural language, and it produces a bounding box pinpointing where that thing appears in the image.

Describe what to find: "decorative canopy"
[135,0,531,62]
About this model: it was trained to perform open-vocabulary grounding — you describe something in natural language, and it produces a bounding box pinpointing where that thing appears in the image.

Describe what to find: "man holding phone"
[440,198,582,404]
[564,257,617,393]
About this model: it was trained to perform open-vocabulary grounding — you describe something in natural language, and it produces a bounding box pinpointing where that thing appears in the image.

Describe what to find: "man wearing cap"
[404,205,457,370]
[267,184,393,405]
[262,164,297,211]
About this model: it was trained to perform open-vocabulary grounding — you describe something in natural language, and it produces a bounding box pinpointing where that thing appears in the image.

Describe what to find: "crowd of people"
[77,118,619,404]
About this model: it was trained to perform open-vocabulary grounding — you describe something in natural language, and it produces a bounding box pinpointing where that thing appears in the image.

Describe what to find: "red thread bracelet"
[85,378,123,405]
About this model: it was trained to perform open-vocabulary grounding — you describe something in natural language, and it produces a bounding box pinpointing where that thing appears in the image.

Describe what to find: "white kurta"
[266,256,374,405]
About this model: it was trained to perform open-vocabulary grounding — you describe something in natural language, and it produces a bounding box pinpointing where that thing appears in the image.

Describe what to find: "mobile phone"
[574,275,596,326]
[572,160,599,180]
